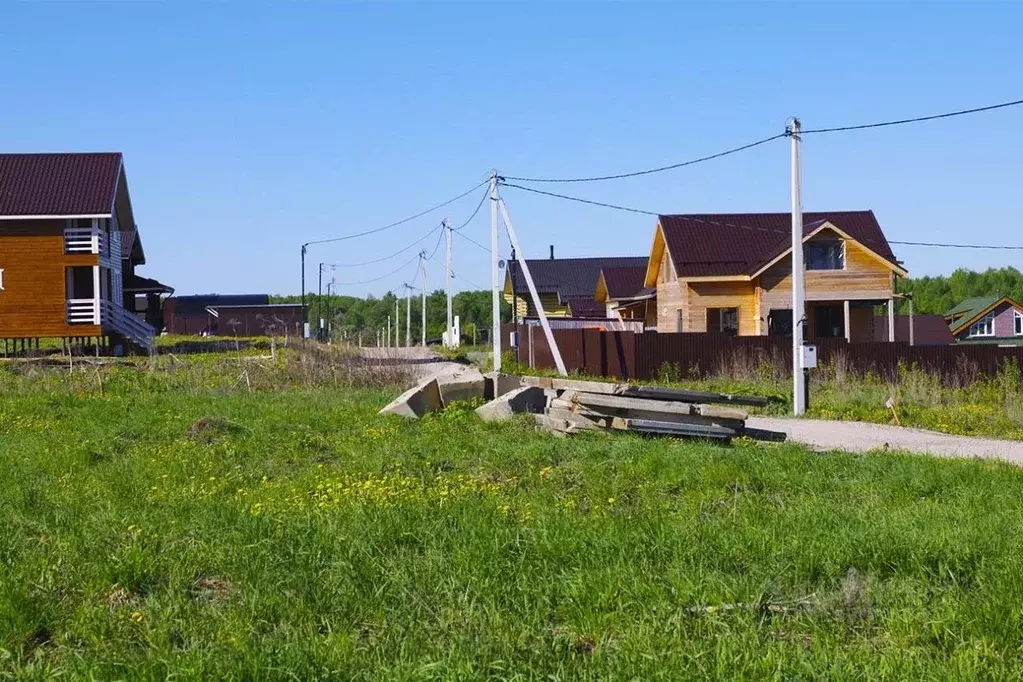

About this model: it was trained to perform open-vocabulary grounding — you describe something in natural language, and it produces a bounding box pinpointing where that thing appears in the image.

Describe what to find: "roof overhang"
[0,213,112,220]
[644,223,668,288]
[748,221,909,279]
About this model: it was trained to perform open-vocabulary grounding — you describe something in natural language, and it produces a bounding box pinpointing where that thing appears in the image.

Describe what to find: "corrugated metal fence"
[502,324,1023,382]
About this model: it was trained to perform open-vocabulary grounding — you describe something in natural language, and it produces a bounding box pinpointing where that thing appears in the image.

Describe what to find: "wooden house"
[0,153,169,353]
[503,251,647,320]
[945,296,1023,345]
[594,265,657,328]
[644,211,907,340]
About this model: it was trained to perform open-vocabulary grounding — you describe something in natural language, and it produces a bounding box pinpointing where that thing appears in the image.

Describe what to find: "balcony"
[64,227,105,254]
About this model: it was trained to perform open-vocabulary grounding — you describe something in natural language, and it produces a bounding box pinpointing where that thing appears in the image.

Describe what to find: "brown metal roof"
[658,211,899,278]
[565,297,607,318]
[600,265,648,300]
[0,152,122,216]
[509,256,647,299]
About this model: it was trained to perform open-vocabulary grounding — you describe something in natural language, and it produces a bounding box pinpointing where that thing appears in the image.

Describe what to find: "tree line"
[272,290,511,344]
[897,267,1023,315]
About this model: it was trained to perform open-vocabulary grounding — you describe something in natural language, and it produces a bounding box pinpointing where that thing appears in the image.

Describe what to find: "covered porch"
[767,297,896,342]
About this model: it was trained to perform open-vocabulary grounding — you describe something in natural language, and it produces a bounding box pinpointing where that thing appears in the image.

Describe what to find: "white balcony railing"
[64,228,107,255]
[67,298,100,324]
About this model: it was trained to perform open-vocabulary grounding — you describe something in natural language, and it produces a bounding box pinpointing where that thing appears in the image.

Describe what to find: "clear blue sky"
[2,2,1021,297]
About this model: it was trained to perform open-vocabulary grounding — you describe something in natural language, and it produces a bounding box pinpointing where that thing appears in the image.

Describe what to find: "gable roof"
[655,211,902,280]
[599,265,648,300]
[945,295,1023,334]
[0,152,123,217]
[565,298,607,318]
[506,256,647,300]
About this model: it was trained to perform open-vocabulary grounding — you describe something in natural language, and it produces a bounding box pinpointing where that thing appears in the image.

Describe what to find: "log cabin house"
[594,265,657,328]
[0,152,170,353]
[644,211,908,340]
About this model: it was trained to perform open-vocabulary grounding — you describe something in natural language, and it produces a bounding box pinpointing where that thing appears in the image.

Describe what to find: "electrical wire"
[332,252,423,287]
[800,97,1023,134]
[452,229,491,253]
[453,185,491,230]
[500,182,1023,251]
[303,178,489,247]
[503,133,786,184]
[323,222,444,268]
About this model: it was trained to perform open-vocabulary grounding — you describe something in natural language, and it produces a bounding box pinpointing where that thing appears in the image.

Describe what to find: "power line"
[324,222,444,267]
[501,182,1023,252]
[503,133,786,184]
[452,228,491,253]
[453,185,490,230]
[303,178,488,247]
[333,252,422,287]
[800,97,1023,134]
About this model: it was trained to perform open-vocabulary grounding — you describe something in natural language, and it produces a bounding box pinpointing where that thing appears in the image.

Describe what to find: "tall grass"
[3,358,1023,677]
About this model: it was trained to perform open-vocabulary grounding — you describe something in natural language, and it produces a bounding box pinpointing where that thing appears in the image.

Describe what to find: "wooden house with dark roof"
[503,251,647,320]
[0,152,170,352]
[595,265,656,327]
[645,211,907,339]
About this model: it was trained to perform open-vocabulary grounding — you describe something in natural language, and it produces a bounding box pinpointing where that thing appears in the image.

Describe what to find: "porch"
[766,298,896,342]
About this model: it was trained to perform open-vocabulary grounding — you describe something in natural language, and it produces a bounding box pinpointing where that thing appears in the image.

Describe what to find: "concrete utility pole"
[387,315,391,349]
[444,218,454,348]
[317,262,324,339]
[490,172,501,370]
[789,118,806,416]
[395,297,400,347]
[496,190,568,376]
[404,283,412,347]
[420,252,427,347]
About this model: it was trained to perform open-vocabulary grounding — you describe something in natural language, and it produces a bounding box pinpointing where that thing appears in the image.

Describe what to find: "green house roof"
[945,295,1003,323]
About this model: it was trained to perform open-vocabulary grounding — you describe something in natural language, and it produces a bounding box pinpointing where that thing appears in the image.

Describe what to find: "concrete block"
[437,368,486,405]
[379,378,443,419]
[475,386,548,422]
[483,372,523,400]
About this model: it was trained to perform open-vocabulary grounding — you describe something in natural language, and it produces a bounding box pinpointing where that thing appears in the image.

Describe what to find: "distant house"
[503,251,647,320]
[164,294,303,337]
[0,152,170,352]
[945,296,1023,345]
[594,265,656,328]
[645,211,907,340]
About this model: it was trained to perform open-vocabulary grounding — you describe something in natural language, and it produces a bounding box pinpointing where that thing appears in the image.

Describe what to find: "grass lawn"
[3,358,1023,679]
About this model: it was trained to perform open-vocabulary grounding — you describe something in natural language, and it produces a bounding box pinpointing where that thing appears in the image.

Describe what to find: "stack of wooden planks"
[521,376,784,443]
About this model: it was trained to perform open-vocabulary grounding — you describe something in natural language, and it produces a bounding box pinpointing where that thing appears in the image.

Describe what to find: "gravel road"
[747,417,1023,464]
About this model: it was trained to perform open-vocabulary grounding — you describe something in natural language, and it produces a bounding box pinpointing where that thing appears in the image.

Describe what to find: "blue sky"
[1,2,1021,297]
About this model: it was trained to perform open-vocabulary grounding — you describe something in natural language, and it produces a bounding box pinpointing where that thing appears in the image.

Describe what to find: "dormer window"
[805,240,845,270]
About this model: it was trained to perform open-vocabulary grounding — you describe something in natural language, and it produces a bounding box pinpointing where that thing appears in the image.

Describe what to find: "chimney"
[549,245,555,260]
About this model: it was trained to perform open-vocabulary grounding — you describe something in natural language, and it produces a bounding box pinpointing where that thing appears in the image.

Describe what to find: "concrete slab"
[437,368,486,405]
[378,377,443,419]
[475,386,549,422]
[483,372,523,401]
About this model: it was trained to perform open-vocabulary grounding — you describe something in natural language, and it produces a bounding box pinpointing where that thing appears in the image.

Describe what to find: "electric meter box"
[800,344,818,369]
[509,332,520,348]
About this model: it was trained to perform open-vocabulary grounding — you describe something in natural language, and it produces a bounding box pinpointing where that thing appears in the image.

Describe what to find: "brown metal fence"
[503,324,1023,383]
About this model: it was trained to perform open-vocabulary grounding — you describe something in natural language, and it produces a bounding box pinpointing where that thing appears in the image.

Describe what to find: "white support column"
[490,172,502,370]
[405,284,411,347]
[789,118,806,416]
[843,300,851,342]
[92,264,102,324]
[888,297,896,343]
[445,218,454,348]
[497,191,568,376]
[395,298,399,347]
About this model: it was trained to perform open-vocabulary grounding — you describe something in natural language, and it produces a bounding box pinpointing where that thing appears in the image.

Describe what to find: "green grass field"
[3,356,1023,679]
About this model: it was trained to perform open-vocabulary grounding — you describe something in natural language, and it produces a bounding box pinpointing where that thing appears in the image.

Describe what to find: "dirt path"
[747,417,1023,464]
[358,346,471,382]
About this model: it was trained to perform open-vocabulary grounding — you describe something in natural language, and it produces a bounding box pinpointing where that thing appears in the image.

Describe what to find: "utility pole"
[789,118,806,416]
[317,263,324,340]
[300,243,309,338]
[490,171,501,370]
[420,251,428,347]
[496,188,568,376]
[444,218,454,348]
[404,283,412,347]
[387,315,391,349]
[395,296,400,348]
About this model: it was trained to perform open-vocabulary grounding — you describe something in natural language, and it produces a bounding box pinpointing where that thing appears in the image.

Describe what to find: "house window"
[969,313,995,338]
[676,309,684,332]
[1015,310,1023,336]
[805,240,845,270]
[707,307,739,336]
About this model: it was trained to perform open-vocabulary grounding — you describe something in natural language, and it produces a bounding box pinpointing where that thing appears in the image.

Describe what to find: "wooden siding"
[0,220,101,338]
[504,291,570,318]
[656,247,684,331]
[760,237,895,319]
[685,280,757,335]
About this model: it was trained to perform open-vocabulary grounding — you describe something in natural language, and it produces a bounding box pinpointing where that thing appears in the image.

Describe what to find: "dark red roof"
[0,152,122,216]
[600,265,647,299]
[873,315,954,346]
[509,256,647,299]
[565,297,607,318]
[658,211,899,278]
